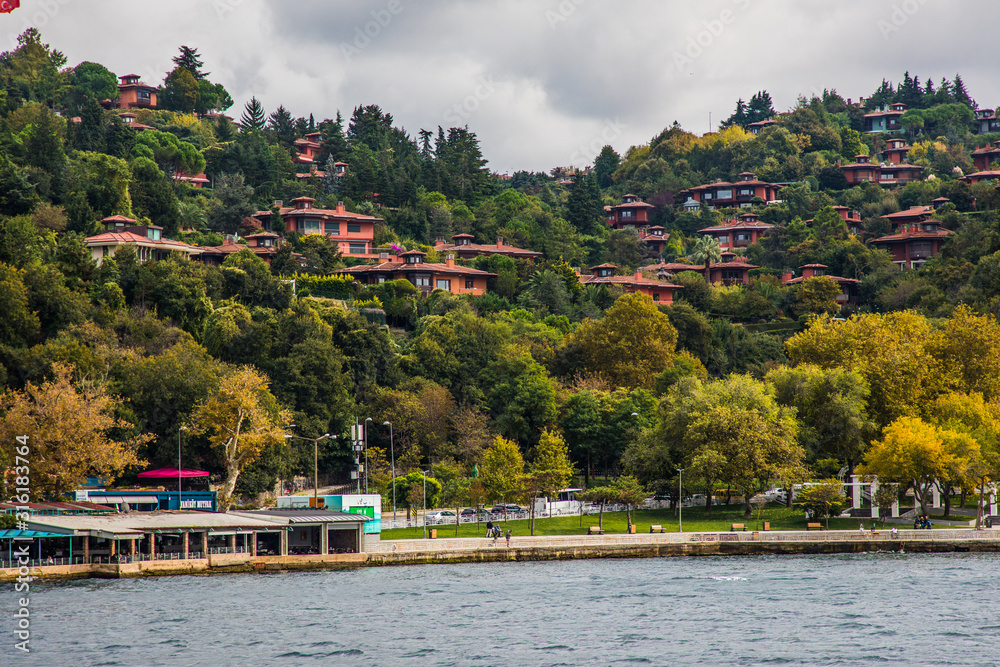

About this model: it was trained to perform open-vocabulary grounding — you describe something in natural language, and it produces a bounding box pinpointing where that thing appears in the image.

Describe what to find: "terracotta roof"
[785,274,859,285]
[873,228,951,242]
[610,200,655,209]
[86,231,201,253]
[590,263,619,270]
[398,250,426,256]
[253,207,382,222]
[882,206,932,221]
[698,220,774,233]
[437,241,542,258]
[340,261,495,277]
[245,232,281,239]
[581,274,681,289]
[102,215,139,224]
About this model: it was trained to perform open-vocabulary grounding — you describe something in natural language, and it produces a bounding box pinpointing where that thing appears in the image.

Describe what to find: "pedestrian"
[492,526,499,546]
[486,520,493,537]
[859,523,866,534]
[505,529,512,547]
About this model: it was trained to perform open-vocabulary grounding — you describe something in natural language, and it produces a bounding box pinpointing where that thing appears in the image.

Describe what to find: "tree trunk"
[942,482,952,517]
[743,494,752,518]
[585,454,591,487]
[976,480,985,530]
[530,491,537,537]
[456,503,461,537]
[705,485,713,513]
[220,465,241,510]
[598,501,604,530]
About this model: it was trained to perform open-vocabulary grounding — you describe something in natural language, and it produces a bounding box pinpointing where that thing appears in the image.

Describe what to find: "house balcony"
[908,250,933,260]
[731,239,751,248]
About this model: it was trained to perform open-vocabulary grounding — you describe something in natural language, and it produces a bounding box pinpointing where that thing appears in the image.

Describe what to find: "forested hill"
[3,29,1000,513]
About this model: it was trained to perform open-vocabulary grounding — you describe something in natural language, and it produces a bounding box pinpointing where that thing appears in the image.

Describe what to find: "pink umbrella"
[137,467,210,478]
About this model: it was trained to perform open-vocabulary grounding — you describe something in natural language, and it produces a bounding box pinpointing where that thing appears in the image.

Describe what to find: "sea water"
[10,553,1000,666]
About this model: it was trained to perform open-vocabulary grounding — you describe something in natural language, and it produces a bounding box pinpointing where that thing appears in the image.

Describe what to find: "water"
[9,553,1000,666]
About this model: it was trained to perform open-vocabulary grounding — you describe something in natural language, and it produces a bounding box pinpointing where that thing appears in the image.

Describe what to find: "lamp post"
[364,417,373,494]
[677,468,685,533]
[285,433,332,506]
[383,421,395,522]
[421,469,430,540]
[178,425,188,510]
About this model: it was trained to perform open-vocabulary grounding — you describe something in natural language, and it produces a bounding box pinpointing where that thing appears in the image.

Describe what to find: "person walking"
[505,529,512,547]
[492,526,499,546]
[486,520,493,537]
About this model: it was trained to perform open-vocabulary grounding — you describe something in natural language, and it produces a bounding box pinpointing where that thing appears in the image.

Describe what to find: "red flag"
[0,0,20,14]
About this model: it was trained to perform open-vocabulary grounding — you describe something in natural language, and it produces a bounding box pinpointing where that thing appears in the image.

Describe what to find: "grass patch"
[380,503,887,540]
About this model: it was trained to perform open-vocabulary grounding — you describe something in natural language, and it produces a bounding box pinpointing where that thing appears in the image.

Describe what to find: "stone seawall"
[5,529,999,582]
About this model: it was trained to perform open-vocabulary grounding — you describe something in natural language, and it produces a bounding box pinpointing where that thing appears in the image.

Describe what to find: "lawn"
[380,503,887,540]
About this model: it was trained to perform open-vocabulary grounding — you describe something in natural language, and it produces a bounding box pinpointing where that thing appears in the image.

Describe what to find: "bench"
[730,523,746,531]
[807,523,823,530]
[588,526,604,535]
[649,524,664,533]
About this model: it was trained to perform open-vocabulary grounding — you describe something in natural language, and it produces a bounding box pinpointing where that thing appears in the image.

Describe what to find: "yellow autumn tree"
[926,305,1000,400]
[0,363,148,499]
[478,435,524,505]
[785,311,944,428]
[566,292,677,390]
[859,416,978,517]
[522,429,574,535]
[192,365,291,509]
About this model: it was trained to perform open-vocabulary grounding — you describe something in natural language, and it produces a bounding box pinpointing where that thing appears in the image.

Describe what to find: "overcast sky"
[8,0,998,173]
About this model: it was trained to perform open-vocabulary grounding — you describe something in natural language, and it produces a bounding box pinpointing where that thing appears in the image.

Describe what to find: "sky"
[4,0,997,174]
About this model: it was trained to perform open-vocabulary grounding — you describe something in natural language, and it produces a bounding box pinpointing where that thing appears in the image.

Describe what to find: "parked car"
[460,508,484,518]
[425,510,456,522]
[490,504,523,513]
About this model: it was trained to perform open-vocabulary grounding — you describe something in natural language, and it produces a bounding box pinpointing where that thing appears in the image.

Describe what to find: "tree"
[240,97,266,132]
[482,344,558,446]
[522,430,573,535]
[133,128,206,180]
[71,61,117,105]
[160,67,200,113]
[611,474,646,529]
[566,173,603,235]
[565,292,678,390]
[577,485,615,530]
[479,435,524,505]
[593,145,620,188]
[0,364,149,499]
[794,479,846,529]
[172,45,208,79]
[207,173,255,234]
[859,416,978,517]
[767,364,874,473]
[688,235,721,274]
[191,366,292,508]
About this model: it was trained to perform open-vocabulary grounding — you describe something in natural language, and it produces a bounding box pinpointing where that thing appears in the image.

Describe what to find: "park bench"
[588,526,604,535]
[807,523,823,530]
[649,524,664,533]
[730,523,746,531]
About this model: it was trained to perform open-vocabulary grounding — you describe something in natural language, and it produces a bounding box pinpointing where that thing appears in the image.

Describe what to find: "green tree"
[482,344,558,446]
[71,61,117,105]
[160,67,200,113]
[240,97,267,132]
[794,276,841,316]
[565,292,678,389]
[172,45,208,79]
[611,474,647,528]
[794,479,846,529]
[479,435,525,504]
[522,429,573,535]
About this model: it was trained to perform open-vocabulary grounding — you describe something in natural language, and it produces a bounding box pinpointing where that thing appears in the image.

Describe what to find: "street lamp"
[383,421,395,522]
[178,425,188,510]
[285,432,332,506]
[421,469,430,539]
[677,468,685,533]
[364,417,373,494]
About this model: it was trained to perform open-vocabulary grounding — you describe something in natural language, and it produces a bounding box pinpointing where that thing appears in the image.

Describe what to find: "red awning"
[137,467,210,478]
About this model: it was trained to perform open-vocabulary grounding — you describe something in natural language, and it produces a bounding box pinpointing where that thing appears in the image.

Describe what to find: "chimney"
[336,201,345,214]
[435,236,446,246]
[496,236,503,247]
[781,269,793,284]
[446,254,455,268]
[634,270,642,281]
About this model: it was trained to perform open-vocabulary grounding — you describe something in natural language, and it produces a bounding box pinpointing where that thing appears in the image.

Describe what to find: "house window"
[377,276,386,284]
[716,189,733,200]
[347,223,362,233]
[739,189,753,196]
[465,279,474,289]
[620,210,632,219]
[406,255,422,264]
[436,279,451,290]
[304,218,321,233]
[325,222,340,235]
[652,293,660,302]
[717,235,729,244]
[414,276,430,287]
[137,90,150,101]
[349,243,366,254]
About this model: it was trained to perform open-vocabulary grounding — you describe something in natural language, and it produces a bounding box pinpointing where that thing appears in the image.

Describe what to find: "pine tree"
[952,74,974,107]
[720,98,748,129]
[747,91,775,123]
[172,46,208,80]
[566,173,603,235]
[593,145,620,188]
[240,97,266,132]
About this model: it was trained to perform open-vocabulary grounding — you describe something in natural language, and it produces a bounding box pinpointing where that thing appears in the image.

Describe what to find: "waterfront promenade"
[4,528,1000,582]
